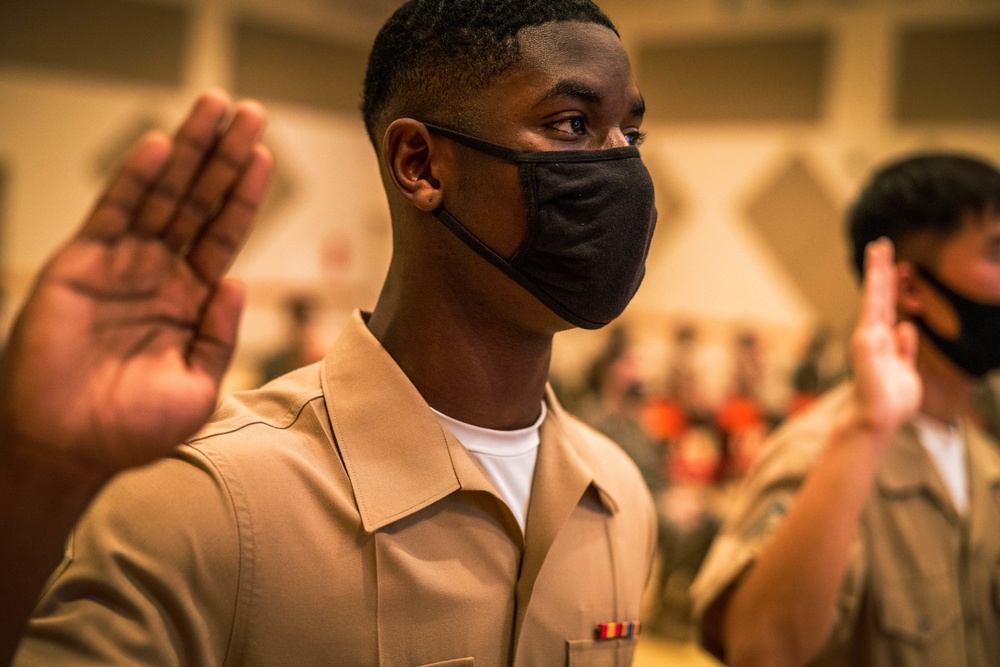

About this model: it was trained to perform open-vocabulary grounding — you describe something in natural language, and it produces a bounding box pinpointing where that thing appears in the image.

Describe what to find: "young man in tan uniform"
[692,154,1000,667]
[0,1,658,665]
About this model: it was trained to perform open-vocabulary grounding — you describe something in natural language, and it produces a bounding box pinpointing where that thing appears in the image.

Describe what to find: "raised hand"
[0,91,273,478]
[849,238,922,445]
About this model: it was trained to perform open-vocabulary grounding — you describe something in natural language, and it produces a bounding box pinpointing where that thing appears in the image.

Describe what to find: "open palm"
[850,239,923,446]
[0,92,272,476]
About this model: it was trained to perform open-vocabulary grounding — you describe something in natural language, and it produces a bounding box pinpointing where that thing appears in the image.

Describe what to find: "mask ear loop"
[910,264,961,341]
[421,122,524,163]
[419,121,641,269]
[914,264,1000,309]
[420,122,540,270]
[420,122,642,163]
[913,264,955,297]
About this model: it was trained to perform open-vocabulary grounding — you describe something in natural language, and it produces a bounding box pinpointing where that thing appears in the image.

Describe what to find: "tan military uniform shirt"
[16,311,656,667]
[691,384,1000,667]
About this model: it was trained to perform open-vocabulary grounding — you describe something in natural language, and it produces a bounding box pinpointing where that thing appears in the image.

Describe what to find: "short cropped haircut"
[362,0,618,146]
[847,153,1000,278]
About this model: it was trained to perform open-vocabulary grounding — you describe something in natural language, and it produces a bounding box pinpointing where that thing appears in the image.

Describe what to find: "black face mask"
[913,265,1000,377]
[423,123,658,330]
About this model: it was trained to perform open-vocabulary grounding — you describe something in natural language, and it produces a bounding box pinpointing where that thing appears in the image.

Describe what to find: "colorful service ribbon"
[594,620,641,640]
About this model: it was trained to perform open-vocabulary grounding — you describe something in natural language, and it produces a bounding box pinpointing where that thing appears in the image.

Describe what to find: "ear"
[896,260,923,315]
[382,119,444,212]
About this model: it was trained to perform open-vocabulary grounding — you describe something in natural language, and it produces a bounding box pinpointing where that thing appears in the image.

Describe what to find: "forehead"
[517,21,632,80]
[947,209,1000,243]
[470,22,638,120]
[933,209,1000,261]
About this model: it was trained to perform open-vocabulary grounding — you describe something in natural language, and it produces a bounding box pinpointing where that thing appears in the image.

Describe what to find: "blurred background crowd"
[240,295,1000,650]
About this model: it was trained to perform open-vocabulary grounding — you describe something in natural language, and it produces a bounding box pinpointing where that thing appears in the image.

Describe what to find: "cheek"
[968,266,1000,304]
[945,261,1000,304]
[448,161,526,259]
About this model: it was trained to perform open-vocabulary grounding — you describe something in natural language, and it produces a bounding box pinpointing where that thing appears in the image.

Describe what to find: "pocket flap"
[567,638,637,667]
[875,575,960,645]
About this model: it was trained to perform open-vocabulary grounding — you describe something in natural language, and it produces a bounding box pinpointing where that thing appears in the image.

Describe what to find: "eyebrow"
[632,95,646,119]
[542,79,646,118]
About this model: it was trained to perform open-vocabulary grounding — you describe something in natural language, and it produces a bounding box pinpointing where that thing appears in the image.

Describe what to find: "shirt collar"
[540,389,621,515]
[878,418,1000,491]
[877,422,946,496]
[966,423,1000,488]
[321,311,617,533]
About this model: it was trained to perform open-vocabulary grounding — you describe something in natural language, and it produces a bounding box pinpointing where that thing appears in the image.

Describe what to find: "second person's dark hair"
[847,153,1000,278]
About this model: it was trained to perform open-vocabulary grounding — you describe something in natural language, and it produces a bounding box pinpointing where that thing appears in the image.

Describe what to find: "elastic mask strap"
[913,263,1000,311]
[914,265,966,303]
[422,122,523,163]
[421,121,642,164]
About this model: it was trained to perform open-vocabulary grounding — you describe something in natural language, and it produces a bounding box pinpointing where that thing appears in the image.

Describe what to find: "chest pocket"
[418,659,474,667]
[566,639,637,667]
[875,575,961,651]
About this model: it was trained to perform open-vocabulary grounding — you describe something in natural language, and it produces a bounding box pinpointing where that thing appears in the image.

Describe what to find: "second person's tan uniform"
[692,384,1000,667]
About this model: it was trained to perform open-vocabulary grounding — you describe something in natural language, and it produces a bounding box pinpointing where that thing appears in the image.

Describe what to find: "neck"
[916,338,976,424]
[366,267,554,431]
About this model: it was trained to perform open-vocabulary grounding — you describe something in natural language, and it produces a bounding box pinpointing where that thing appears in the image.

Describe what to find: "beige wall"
[1,0,998,404]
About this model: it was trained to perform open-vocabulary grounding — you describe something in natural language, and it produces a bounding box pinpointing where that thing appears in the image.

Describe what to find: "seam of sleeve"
[185,444,255,667]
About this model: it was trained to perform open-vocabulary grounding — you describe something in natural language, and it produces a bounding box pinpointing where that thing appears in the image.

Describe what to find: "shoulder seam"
[188,394,326,445]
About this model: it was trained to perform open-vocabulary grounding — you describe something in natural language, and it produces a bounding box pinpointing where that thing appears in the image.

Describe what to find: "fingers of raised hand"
[851,239,903,376]
[83,92,269,288]
[186,144,274,286]
[860,238,897,329]
[161,100,268,253]
[83,133,172,241]
[851,240,921,421]
[82,90,257,248]
[130,91,232,237]
[188,278,246,385]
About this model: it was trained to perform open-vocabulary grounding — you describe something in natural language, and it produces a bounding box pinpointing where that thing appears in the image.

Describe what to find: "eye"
[550,115,588,137]
[625,129,647,147]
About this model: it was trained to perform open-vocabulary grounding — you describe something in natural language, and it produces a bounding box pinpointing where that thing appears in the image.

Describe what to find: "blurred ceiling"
[318,0,403,24]
[318,0,994,17]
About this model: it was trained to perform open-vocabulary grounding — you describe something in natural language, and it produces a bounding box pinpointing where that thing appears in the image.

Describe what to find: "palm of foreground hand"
[851,239,922,444]
[4,237,237,472]
[0,92,272,476]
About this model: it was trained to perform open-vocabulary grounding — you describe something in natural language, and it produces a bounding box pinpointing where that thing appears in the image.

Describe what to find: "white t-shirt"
[913,413,968,515]
[432,403,546,534]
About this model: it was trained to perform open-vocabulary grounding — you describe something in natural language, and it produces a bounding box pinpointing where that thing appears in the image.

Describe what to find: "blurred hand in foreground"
[0,91,273,479]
